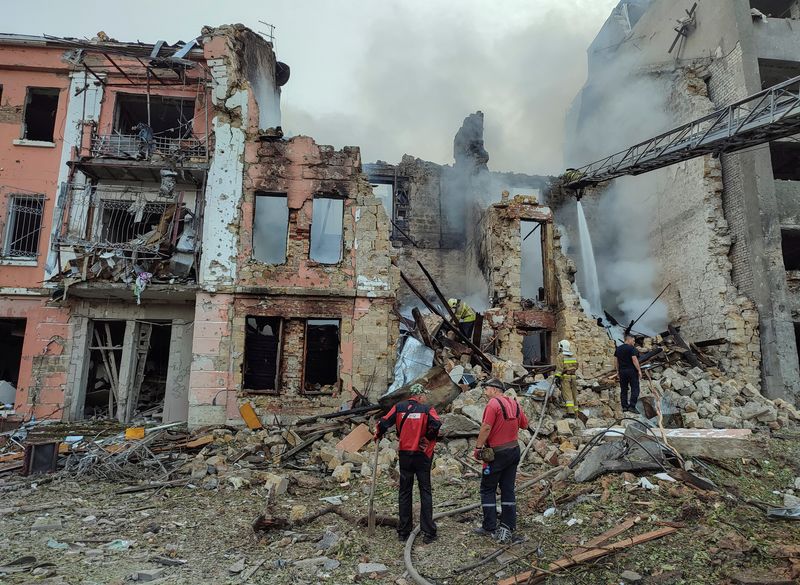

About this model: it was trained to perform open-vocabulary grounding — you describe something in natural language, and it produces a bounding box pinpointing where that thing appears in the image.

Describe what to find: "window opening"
[253,193,289,264]
[310,197,344,264]
[23,88,59,142]
[99,200,169,245]
[3,194,45,258]
[304,319,340,392]
[0,319,25,406]
[244,317,282,392]
[782,229,800,270]
[750,0,799,18]
[522,330,550,367]
[371,183,394,223]
[771,142,800,181]
[114,93,195,138]
[759,59,800,90]
[795,322,800,363]
[521,219,545,301]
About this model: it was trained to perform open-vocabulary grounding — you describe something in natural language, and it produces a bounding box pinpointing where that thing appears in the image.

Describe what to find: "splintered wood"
[498,524,678,585]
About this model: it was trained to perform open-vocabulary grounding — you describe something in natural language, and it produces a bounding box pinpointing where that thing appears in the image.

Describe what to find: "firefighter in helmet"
[555,339,579,415]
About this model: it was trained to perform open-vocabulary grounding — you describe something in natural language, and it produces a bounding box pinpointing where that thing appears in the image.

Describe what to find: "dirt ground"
[1,434,799,585]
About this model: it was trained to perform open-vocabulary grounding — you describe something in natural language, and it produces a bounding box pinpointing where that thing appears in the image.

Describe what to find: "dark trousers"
[459,321,475,340]
[619,369,640,409]
[398,452,436,538]
[479,446,520,531]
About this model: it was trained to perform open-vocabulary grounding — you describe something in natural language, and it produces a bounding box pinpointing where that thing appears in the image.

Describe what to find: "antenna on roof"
[257,21,276,45]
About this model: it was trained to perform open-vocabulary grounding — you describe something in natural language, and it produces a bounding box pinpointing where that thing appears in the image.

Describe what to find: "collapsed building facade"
[3,5,798,431]
[561,0,800,403]
[0,26,397,427]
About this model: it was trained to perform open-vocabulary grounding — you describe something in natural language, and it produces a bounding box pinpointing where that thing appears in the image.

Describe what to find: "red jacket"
[377,397,441,458]
[483,395,529,448]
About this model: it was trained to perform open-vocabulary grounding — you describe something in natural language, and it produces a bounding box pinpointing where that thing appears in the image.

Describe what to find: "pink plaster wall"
[0,297,70,420]
[0,47,70,289]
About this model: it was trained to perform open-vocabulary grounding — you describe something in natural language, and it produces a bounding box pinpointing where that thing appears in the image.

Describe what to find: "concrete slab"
[579,427,767,459]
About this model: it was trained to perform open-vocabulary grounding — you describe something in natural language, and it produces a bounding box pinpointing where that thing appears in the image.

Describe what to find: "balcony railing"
[55,183,200,260]
[90,133,207,161]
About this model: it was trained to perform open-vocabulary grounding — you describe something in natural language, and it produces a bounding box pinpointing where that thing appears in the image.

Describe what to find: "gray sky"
[3,0,618,173]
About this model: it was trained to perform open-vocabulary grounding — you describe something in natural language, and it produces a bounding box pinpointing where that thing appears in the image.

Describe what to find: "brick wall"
[6,298,72,420]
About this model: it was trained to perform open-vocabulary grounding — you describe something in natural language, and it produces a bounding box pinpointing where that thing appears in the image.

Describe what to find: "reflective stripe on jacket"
[556,353,578,376]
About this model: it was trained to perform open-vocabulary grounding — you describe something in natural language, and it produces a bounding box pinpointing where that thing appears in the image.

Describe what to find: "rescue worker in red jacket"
[473,378,529,544]
[375,383,442,544]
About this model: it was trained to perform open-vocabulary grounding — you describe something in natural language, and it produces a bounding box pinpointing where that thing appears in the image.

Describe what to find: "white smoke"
[564,49,674,335]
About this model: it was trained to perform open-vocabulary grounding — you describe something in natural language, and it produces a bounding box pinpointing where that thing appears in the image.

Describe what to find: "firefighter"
[562,168,585,184]
[472,378,529,544]
[375,383,442,544]
[448,298,477,339]
[556,339,579,415]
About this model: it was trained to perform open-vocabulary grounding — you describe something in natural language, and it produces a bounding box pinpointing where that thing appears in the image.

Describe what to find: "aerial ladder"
[564,74,800,190]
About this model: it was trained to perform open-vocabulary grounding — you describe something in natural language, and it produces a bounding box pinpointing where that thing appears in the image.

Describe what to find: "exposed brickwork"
[552,230,615,377]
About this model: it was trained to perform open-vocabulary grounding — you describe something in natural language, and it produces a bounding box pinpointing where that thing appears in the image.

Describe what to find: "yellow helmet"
[448,298,458,307]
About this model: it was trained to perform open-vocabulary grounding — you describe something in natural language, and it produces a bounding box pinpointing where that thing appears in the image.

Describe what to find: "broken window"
[253,192,288,264]
[750,0,799,18]
[522,330,550,367]
[3,194,45,258]
[22,88,59,142]
[310,196,344,264]
[520,220,545,300]
[782,229,800,270]
[98,199,168,245]
[114,93,195,138]
[304,319,340,393]
[371,183,394,222]
[771,142,800,180]
[244,317,282,393]
[0,319,25,402]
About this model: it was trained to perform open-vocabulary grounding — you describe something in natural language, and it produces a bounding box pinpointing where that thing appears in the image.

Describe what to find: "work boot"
[472,526,495,537]
[422,533,437,544]
[398,532,410,542]
[494,525,512,544]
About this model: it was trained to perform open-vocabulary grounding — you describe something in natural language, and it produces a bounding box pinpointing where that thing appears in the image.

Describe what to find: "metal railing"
[2,194,45,258]
[55,184,199,259]
[91,132,207,160]
[567,74,800,188]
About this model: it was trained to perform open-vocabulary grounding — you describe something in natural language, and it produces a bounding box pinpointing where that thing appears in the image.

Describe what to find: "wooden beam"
[412,307,433,348]
[498,526,678,585]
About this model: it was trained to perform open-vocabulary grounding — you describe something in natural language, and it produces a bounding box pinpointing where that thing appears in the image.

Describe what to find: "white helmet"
[558,339,572,353]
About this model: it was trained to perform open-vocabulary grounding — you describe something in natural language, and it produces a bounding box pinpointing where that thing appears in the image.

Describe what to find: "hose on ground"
[402,466,563,585]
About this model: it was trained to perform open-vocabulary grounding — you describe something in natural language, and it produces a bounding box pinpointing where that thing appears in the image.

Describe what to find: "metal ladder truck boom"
[564,74,800,190]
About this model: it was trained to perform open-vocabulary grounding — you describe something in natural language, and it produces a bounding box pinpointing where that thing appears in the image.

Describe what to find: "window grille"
[3,194,45,258]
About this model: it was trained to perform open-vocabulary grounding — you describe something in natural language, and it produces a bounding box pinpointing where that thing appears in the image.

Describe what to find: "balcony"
[91,133,207,161]
[52,183,201,286]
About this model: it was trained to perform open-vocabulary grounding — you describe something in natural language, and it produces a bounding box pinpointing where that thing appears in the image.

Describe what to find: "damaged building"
[0,26,397,427]
[561,0,800,403]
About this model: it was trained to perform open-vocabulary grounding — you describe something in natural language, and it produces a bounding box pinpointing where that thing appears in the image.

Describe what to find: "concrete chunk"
[580,427,766,460]
[135,568,165,581]
[357,562,388,579]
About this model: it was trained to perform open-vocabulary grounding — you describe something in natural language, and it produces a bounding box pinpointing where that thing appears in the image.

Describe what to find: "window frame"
[2,193,46,259]
[253,191,289,264]
[21,87,60,143]
[243,316,283,395]
[309,194,345,265]
[301,318,341,395]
